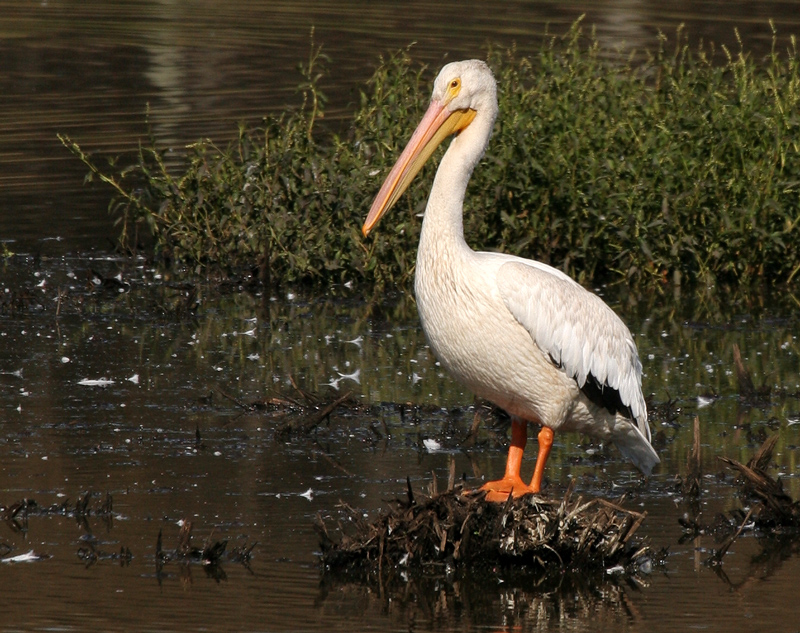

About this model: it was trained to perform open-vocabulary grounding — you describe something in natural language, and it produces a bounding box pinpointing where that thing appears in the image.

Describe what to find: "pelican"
[362,60,659,501]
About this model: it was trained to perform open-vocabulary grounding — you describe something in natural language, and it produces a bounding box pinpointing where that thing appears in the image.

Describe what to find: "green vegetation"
[60,20,800,290]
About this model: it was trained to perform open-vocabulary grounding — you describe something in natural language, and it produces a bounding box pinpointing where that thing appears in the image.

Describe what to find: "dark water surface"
[1,258,799,632]
[2,1,800,632]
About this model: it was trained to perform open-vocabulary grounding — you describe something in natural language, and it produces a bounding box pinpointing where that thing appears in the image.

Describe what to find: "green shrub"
[61,20,800,290]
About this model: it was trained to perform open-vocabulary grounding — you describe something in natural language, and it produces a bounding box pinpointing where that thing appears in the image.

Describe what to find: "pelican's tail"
[612,423,660,476]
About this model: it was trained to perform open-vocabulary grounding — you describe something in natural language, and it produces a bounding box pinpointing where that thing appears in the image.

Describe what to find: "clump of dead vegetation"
[155,519,257,583]
[1,493,257,577]
[316,479,658,584]
[679,434,800,568]
[1,491,127,566]
[676,347,800,567]
[719,435,800,532]
[1,490,114,531]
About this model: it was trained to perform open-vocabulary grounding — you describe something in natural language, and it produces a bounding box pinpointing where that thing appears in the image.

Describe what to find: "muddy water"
[1,257,799,632]
[2,1,800,632]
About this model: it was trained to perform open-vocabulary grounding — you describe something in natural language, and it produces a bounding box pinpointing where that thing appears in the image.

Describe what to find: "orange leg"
[529,426,554,492]
[480,420,553,502]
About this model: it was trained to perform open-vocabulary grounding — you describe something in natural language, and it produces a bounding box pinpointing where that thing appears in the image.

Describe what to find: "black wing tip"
[580,372,634,420]
[548,355,636,422]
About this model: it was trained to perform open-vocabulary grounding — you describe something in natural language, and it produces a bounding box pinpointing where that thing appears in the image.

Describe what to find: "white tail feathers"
[612,423,660,476]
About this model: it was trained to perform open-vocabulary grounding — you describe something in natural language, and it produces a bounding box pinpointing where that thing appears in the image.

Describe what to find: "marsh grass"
[60,21,800,290]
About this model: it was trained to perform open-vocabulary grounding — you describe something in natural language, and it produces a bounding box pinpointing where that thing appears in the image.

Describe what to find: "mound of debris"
[316,480,656,583]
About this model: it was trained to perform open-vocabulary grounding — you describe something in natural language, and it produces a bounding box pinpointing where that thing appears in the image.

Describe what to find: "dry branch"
[719,436,800,529]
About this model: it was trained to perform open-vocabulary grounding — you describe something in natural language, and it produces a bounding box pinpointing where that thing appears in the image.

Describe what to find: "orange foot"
[479,477,538,502]
[474,420,554,503]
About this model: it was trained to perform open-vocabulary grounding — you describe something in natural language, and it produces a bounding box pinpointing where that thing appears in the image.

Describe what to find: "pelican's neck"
[419,108,496,256]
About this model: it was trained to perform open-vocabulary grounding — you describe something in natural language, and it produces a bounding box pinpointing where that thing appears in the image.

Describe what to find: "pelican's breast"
[414,247,573,425]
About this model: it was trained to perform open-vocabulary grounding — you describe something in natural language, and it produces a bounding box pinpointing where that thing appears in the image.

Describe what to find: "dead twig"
[276,391,352,437]
[680,416,702,497]
[710,506,755,565]
[733,343,756,398]
[289,375,318,404]
[461,410,483,447]
[732,343,771,402]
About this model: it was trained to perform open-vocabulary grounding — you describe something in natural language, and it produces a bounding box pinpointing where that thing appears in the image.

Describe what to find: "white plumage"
[363,59,659,500]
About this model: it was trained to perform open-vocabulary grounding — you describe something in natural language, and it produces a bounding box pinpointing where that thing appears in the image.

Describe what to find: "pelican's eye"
[448,78,461,98]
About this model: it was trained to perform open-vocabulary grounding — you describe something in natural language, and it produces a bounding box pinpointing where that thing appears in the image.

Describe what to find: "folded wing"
[495,260,650,441]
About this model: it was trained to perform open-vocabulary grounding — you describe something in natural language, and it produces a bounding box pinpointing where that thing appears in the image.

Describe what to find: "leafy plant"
[60,21,800,291]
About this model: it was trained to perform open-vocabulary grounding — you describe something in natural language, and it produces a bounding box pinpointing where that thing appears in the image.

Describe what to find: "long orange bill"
[362,100,476,237]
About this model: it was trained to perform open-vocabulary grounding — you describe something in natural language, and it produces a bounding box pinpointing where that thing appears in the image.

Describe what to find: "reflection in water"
[317,572,647,632]
[316,525,800,632]
[1,256,798,478]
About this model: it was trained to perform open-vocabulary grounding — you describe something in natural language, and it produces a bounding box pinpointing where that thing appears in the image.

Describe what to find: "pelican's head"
[430,59,497,114]
[362,59,497,237]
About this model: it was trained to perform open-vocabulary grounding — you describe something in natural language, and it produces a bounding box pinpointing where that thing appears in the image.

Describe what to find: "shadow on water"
[1,254,799,631]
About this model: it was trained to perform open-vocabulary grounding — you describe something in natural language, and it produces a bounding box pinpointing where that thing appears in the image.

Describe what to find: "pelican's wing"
[496,260,649,437]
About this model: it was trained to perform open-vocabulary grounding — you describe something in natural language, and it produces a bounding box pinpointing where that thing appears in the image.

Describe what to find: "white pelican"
[363,60,659,501]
